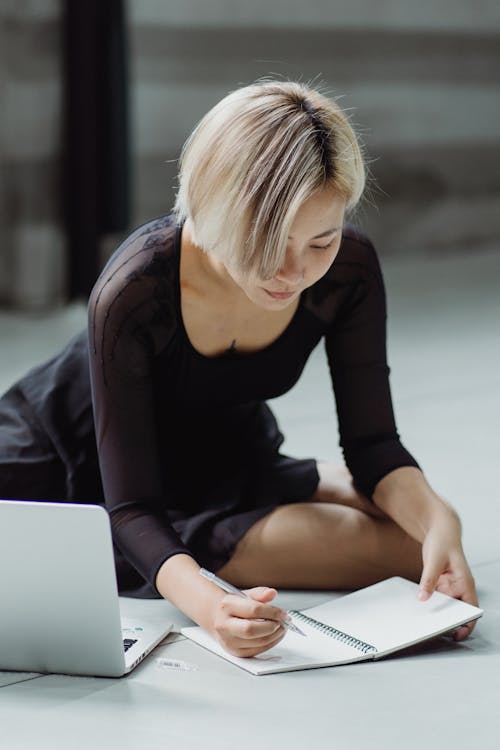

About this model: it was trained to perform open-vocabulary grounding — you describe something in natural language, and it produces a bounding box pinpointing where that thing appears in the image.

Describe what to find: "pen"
[199,567,307,636]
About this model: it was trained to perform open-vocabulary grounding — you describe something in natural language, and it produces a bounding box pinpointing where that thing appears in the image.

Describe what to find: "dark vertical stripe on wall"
[63,0,130,299]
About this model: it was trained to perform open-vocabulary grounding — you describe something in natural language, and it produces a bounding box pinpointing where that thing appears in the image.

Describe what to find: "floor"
[0,245,499,748]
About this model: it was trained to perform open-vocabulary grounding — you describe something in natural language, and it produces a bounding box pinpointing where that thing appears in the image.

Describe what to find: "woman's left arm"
[373,465,479,640]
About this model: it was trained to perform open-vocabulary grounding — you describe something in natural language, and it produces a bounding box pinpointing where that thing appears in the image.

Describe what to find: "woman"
[0,80,478,657]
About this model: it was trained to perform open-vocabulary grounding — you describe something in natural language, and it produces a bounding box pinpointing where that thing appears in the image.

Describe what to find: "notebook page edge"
[372,608,484,659]
[181,626,371,674]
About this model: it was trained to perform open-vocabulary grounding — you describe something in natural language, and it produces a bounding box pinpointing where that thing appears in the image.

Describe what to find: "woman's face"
[227,187,346,310]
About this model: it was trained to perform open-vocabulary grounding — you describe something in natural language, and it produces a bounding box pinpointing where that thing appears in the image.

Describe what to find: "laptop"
[0,500,173,677]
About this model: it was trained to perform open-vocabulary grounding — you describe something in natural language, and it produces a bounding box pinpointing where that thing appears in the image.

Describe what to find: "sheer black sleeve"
[87,221,193,591]
[322,229,420,497]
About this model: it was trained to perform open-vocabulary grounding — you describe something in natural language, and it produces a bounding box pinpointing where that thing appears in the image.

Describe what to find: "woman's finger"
[228,615,283,641]
[453,622,476,641]
[221,593,288,624]
[418,564,443,601]
[226,625,286,657]
[419,531,449,601]
[242,586,278,601]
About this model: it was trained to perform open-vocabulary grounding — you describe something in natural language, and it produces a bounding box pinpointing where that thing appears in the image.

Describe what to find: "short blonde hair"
[173,80,365,279]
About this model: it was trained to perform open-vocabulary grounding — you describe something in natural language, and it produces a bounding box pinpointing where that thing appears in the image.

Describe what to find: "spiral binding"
[289,611,377,655]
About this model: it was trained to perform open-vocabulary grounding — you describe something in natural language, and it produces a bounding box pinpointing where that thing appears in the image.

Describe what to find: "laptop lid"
[0,500,169,677]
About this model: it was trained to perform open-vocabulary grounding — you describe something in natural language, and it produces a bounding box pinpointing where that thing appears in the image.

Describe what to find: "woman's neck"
[181,219,250,305]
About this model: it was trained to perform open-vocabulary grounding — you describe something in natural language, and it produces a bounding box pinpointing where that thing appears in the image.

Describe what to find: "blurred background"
[0,0,499,309]
[1,5,499,733]
[0,0,499,608]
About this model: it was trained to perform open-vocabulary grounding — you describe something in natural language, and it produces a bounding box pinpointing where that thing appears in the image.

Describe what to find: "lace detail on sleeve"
[86,218,191,588]
[89,226,178,386]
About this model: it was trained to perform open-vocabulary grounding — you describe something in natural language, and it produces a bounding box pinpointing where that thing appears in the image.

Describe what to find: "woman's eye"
[311,240,335,251]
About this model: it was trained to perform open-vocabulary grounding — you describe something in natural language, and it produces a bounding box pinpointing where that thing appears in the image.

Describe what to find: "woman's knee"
[311,462,387,519]
[227,501,372,569]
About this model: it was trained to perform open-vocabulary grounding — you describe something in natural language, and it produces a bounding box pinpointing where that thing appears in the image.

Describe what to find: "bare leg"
[309,462,388,519]
[217,463,422,589]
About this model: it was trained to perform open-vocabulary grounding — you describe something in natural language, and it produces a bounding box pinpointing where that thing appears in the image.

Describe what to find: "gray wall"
[1,0,499,308]
[0,0,64,307]
[129,0,500,257]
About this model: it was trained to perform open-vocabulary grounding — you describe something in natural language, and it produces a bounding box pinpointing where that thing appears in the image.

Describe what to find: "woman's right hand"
[210,586,288,657]
[155,554,287,657]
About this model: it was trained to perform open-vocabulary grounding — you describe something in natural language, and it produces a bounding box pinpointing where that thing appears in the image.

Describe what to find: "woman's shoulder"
[99,214,178,280]
[335,224,382,274]
[314,223,384,289]
[90,213,178,305]
[88,214,180,358]
[303,224,384,323]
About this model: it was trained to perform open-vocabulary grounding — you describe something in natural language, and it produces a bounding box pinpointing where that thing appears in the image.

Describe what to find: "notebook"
[0,500,172,677]
[181,576,483,675]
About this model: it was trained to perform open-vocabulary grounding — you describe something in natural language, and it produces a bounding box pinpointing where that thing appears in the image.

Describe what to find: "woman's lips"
[263,289,296,300]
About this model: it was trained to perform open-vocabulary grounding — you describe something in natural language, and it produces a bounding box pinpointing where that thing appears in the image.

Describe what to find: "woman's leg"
[308,462,389,519]
[217,463,422,589]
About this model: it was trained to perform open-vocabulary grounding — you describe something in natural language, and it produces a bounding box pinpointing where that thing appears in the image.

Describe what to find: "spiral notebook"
[181,577,483,675]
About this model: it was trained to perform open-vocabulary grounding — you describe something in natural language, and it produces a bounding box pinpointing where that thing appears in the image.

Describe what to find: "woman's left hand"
[418,511,479,641]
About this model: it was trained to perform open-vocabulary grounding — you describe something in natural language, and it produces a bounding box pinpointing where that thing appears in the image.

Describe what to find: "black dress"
[0,215,419,597]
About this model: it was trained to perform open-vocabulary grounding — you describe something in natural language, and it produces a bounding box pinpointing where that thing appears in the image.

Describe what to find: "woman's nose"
[274,250,304,286]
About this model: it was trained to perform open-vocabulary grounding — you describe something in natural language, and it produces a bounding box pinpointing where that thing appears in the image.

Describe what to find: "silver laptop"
[0,500,172,677]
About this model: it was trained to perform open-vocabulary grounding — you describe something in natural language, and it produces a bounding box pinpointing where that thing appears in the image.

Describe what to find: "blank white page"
[301,577,483,656]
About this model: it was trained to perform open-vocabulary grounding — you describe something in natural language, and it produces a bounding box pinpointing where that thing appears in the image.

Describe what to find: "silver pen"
[199,568,307,636]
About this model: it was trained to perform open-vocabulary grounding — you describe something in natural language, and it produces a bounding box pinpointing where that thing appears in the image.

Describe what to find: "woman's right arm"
[88,230,285,656]
[156,554,287,657]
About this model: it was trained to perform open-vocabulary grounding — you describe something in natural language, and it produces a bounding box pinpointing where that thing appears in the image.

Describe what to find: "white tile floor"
[0,245,499,748]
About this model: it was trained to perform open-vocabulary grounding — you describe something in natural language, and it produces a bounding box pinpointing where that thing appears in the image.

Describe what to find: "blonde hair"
[173,80,365,279]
